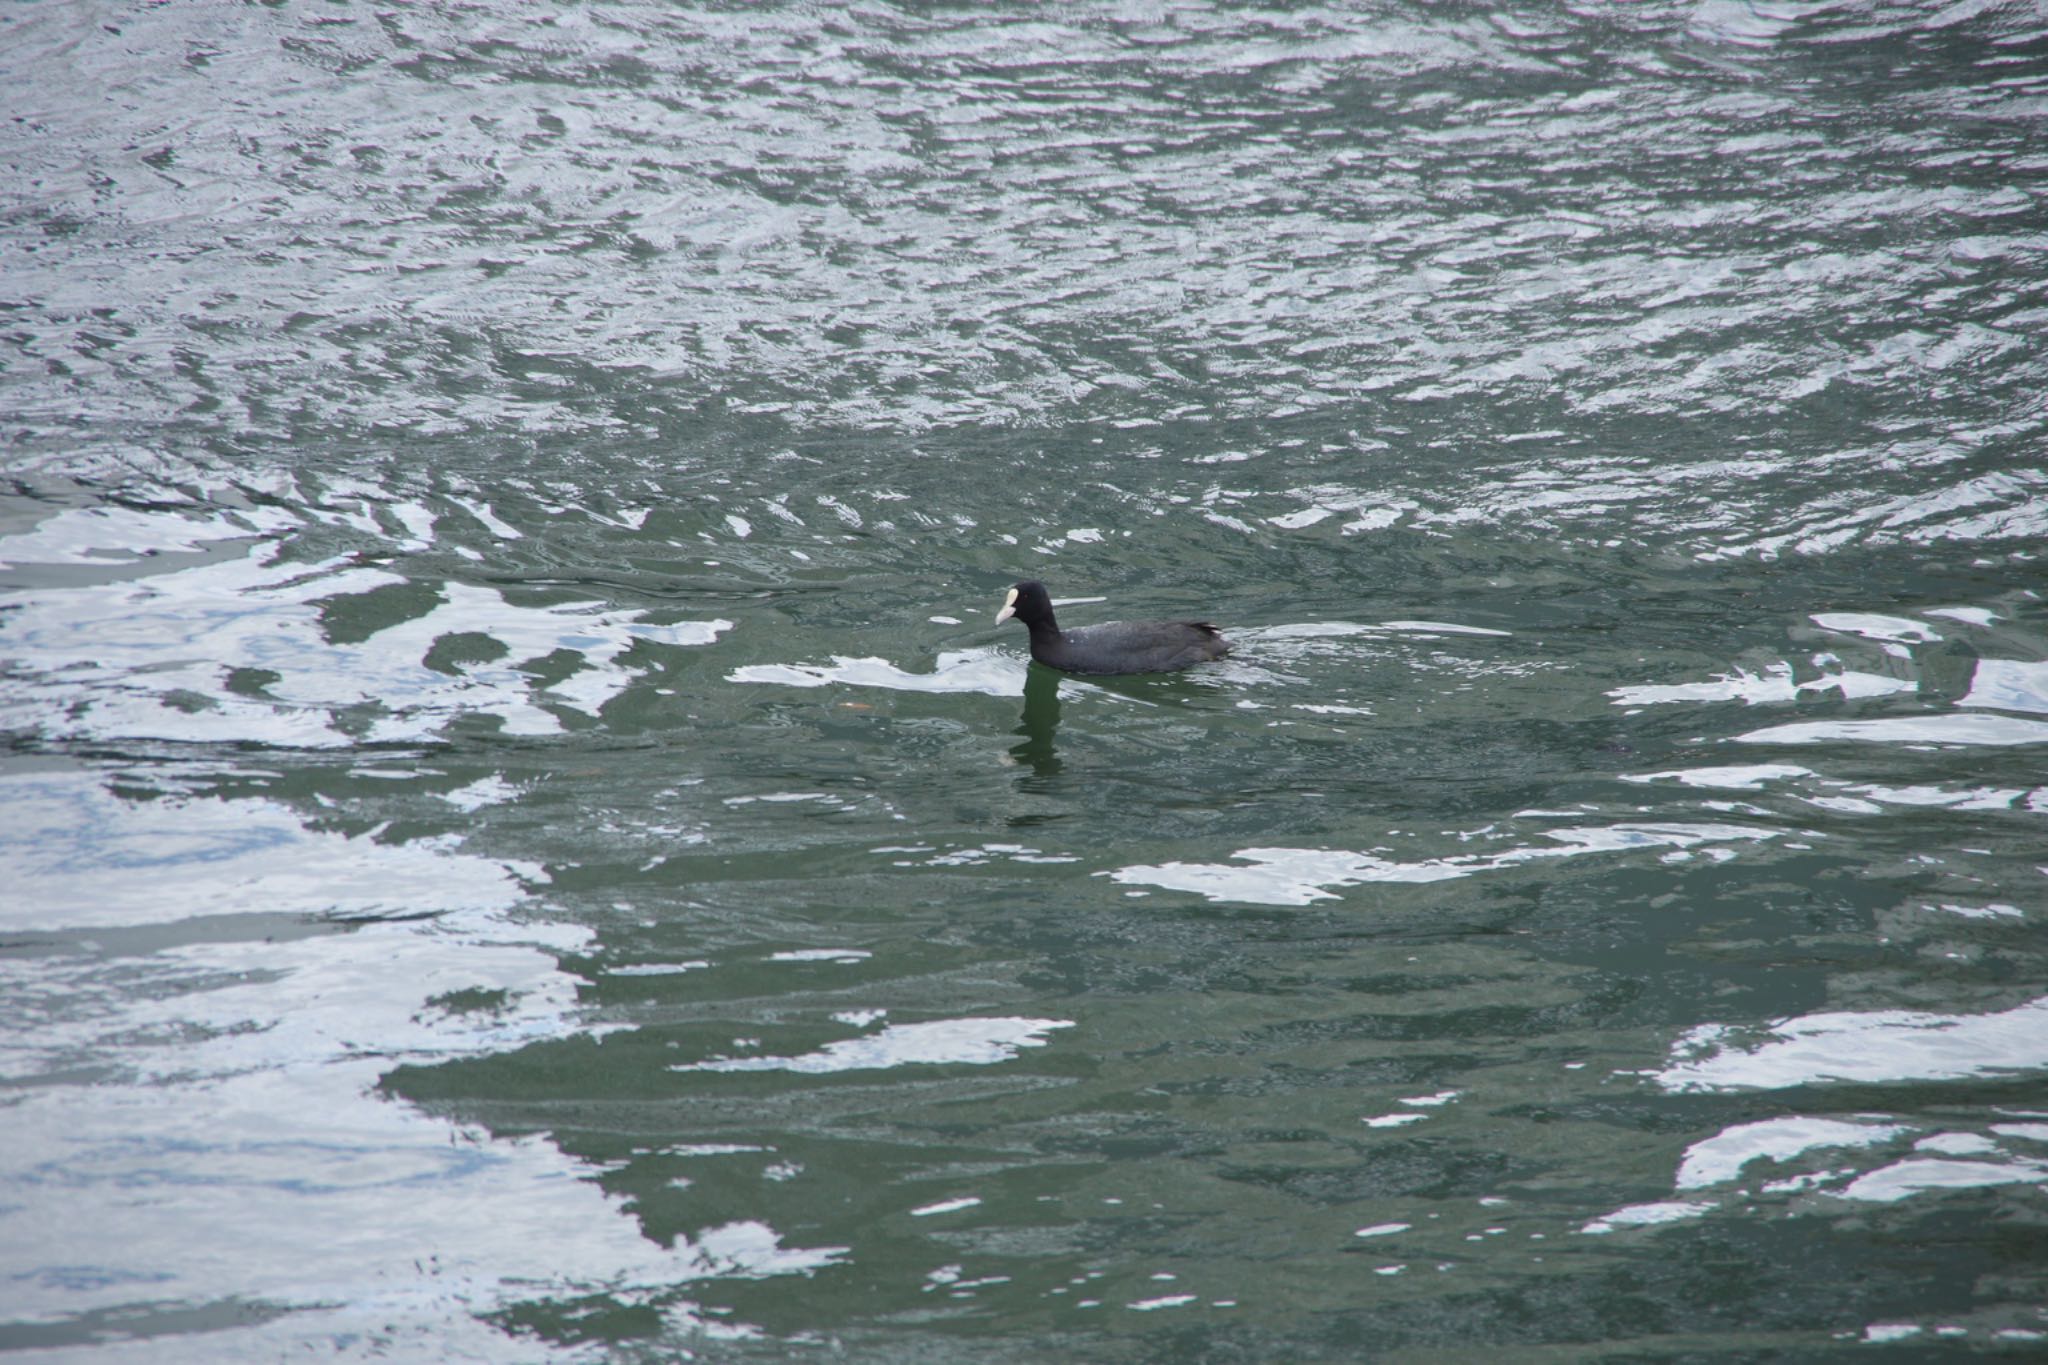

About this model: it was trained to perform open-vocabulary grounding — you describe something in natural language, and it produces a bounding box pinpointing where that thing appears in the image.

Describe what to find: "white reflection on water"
[1623,763,2042,813]
[440,774,526,813]
[1622,762,1814,790]
[1609,660,1915,707]
[1612,606,2048,752]
[910,1196,983,1217]
[1674,1117,1907,1190]
[1109,821,1779,906]
[0,502,298,567]
[672,1017,1073,1075]
[1961,658,2048,715]
[729,648,1028,698]
[1260,620,1515,641]
[1737,714,2048,747]
[1927,607,1999,628]
[7,770,539,932]
[1580,998,2048,1236]
[1245,620,1511,645]
[1809,611,1944,649]
[1594,1102,2048,1236]
[1659,997,2048,1092]
[1580,1200,1716,1235]
[0,770,844,1346]
[1843,1157,2048,1203]
[1588,1132,2048,1230]
[0,511,731,748]
[1377,620,1513,638]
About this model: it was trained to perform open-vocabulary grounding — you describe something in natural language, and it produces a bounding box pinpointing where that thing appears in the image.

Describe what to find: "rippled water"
[5,1,2047,1359]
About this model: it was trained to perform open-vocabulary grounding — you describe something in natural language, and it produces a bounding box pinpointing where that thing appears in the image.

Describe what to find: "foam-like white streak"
[1849,782,2027,810]
[1605,1105,2048,1235]
[1675,1118,1908,1190]
[1609,662,1915,707]
[5,769,538,933]
[448,495,523,539]
[1580,1201,1715,1235]
[1379,619,1512,637]
[1110,847,1466,905]
[0,504,298,567]
[910,1196,983,1217]
[1249,622,1379,640]
[1809,612,1943,644]
[439,774,525,813]
[1243,619,1507,643]
[1962,658,2048,715]
[673,1017,1072,1074]
[1623,765,2037,814]
[1110,822,1778,906]
[1838,1157,2048,1204]
[1658,997,2048,1092]
[1737,714,2048,747]
[0,772,845,1336]
[1622,763,1815,790]
[729,648,1028,698]
[2,542,730,747]
[1614,635,2048,738]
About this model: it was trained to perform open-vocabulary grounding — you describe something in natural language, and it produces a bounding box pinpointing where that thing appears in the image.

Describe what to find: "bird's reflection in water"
[1010,664,1063,776]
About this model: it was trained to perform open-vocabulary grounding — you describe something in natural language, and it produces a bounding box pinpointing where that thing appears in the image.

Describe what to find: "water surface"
[4,1,2047,1359]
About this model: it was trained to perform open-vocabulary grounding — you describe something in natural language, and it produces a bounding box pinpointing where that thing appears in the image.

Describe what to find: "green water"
[5,1,2048,1359]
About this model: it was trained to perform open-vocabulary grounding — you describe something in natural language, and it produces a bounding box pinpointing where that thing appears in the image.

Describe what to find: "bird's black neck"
[1023,614,1063,647]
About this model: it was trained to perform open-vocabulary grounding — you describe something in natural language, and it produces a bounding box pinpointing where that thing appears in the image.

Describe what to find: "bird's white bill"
[995,587,1018,624]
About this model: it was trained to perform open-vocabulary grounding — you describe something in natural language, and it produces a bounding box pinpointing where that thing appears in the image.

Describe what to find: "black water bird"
[995,580,1231,675]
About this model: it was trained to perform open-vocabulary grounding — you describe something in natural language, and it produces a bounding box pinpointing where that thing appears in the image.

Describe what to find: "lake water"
[4,2,2047,1359]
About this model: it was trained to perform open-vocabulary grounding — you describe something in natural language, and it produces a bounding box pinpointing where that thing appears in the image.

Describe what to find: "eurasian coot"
[995,580,1230,675]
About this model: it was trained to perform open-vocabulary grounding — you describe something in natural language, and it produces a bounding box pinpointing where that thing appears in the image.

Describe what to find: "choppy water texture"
[4,1,2048,1359]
